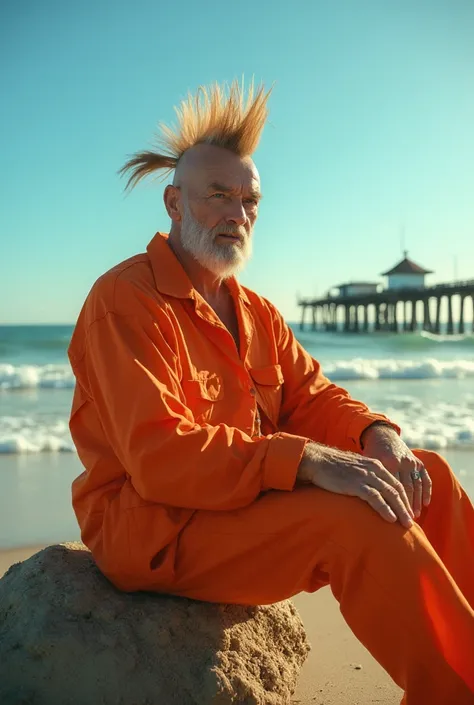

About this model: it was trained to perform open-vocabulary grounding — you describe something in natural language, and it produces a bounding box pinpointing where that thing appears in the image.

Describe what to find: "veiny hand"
[297,442,415,528]
[360,423,432,519]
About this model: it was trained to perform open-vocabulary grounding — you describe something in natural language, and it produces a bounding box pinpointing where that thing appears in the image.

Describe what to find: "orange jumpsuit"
[68,232,474,704]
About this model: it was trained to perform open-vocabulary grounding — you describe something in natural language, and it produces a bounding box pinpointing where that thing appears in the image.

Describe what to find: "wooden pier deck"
[298,280,474,334]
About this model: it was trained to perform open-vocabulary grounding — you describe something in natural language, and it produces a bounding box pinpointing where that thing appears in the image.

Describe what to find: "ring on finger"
[411,468,422,482]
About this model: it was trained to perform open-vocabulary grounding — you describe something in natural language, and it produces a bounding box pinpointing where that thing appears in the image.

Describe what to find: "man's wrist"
[360,421,397,448]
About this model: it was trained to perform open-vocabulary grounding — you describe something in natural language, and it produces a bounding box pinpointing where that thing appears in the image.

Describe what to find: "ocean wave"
[419,331,473,344]
[1,393,474,454]
[324,358,474,381]
[0,364,75,390]
[0,416,75,454]
[292,327,474,349]
[2,357,474,392]
[374,397,474,451]
[384,332,474,349]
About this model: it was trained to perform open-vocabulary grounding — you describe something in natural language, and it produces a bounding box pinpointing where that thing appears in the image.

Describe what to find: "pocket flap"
[249,364,284,386]
[184,372,224,402]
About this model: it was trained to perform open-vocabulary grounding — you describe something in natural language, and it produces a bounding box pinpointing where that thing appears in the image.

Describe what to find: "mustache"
[211,224,248,239]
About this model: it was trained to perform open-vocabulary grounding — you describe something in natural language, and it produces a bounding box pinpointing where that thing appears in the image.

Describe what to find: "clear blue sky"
[1,0,473,324]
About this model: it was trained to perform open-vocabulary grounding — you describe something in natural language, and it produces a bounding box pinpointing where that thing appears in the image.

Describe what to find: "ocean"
[0,323,473,547]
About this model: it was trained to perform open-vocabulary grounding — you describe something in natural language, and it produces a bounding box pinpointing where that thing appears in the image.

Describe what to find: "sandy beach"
[0,543,402,705]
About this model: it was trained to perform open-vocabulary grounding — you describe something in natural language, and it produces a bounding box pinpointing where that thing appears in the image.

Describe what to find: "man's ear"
[164,185,182,222]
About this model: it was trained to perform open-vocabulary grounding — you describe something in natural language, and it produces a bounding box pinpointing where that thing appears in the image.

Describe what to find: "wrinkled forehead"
[175,144,260,193]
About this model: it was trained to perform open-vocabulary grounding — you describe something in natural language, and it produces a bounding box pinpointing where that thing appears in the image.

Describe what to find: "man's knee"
[414,448,449,468]
[313,489,408,551]
[413,448,457,490]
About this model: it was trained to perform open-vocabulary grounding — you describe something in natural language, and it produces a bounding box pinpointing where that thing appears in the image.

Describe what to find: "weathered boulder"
[0,542,310,704]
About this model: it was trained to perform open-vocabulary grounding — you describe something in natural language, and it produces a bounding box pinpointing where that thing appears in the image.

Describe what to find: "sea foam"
[323,358,474,381]
[1,392,474,454]
[0,364,75,390]
[0,416,75,454]
[2,358,474,454]
[1,358,474,392]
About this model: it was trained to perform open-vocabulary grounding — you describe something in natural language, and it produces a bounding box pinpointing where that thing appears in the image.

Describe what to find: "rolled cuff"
[347,414,401,454]
[262,432,309,492]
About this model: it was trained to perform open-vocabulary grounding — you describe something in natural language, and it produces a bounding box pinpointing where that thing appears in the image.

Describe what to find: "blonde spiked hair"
[119,79,272,191]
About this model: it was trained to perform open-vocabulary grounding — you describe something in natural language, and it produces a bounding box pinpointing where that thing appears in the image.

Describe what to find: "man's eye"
[244,198,258,206]
[211,193,225,199]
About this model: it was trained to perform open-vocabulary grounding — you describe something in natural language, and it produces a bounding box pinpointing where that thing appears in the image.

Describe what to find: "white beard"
[180,205,253,279]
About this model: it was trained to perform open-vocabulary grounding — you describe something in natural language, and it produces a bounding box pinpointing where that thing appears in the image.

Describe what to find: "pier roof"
[382,254,433,276]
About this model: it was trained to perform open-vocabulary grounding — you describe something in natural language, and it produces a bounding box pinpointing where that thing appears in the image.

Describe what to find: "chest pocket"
[249,364,284,427]
[182,371,224,424]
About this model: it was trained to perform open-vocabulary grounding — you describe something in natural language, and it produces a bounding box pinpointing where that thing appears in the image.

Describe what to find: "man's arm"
[266,303,400,452]
[70,291,308,511]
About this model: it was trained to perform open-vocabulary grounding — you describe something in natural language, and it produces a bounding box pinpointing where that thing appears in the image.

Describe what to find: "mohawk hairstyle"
[118,79,272,191]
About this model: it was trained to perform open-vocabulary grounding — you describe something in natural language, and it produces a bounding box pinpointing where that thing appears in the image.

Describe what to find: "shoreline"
[0,447,472,551]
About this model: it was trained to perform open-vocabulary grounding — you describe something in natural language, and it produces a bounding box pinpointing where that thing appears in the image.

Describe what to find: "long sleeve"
[72,308,308,511]
[269,305,400,452]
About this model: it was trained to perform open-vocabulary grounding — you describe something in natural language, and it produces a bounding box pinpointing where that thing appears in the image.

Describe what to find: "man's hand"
[360,423,432,518]
[297,442,415,528]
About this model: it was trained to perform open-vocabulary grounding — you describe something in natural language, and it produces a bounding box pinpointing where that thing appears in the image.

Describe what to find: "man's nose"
[225,199,247,226]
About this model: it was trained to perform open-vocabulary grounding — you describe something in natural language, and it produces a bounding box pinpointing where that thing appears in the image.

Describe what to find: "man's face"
[176,145,261,278]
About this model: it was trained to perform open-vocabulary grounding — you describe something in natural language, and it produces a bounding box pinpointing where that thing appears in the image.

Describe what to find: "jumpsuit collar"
[146,231,252,308]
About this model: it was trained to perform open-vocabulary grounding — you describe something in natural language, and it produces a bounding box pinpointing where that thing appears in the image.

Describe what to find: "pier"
[298,280,474,335]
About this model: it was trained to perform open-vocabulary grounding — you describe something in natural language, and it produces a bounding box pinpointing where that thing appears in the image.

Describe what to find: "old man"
[68,81,474,704]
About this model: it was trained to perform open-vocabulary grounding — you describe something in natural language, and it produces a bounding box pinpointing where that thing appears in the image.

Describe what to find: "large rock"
[0,542,310,704]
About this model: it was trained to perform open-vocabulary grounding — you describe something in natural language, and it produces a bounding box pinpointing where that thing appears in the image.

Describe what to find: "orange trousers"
[166,450,474,704]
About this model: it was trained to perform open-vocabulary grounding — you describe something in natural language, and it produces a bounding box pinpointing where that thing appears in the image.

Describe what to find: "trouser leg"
[413,450,474,608]
[167,452,474,703]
